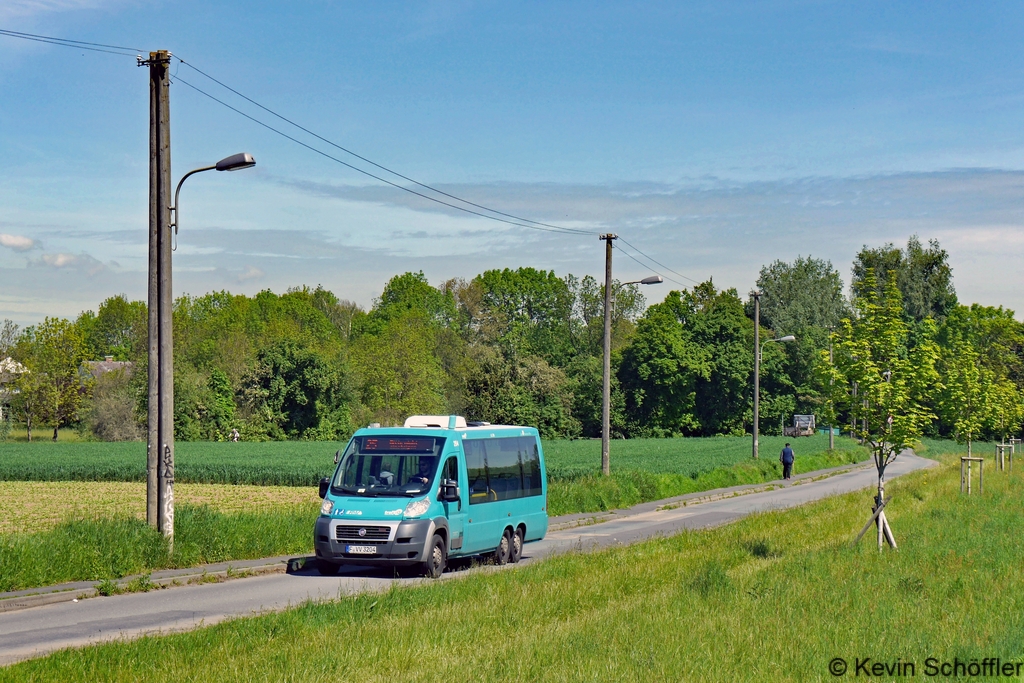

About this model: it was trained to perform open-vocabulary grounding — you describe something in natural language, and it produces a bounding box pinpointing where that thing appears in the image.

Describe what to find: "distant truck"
[783,414,816,437]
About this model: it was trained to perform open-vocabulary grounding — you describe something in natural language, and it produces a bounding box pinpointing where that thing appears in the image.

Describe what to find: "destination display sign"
[360,437,436,453]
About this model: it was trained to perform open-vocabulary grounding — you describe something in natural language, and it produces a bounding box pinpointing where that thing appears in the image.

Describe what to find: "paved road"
[0,453,936,666]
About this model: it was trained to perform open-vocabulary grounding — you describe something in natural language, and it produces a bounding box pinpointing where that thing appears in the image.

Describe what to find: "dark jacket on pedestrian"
[780,446,794,464]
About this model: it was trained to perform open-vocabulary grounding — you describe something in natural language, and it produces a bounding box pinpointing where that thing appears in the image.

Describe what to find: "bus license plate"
[346,545,377,555]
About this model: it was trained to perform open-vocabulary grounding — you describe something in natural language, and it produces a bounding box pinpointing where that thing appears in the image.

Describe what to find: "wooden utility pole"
[145,50,174,545]
[752,291,760,459]
[600,233,617,476]
[828,330,834,451]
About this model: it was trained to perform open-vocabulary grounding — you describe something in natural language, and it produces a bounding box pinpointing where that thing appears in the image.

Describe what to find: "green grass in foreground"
[0,505,312,593]
[6,447,1022,681]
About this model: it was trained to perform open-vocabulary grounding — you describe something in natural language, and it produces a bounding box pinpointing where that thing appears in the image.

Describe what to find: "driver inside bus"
[409,456,437,485]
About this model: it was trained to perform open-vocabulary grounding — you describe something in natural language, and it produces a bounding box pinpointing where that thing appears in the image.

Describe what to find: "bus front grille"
[335,525,391,542]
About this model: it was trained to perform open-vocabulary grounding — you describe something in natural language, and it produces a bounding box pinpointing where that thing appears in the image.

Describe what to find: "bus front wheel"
[421,534,447,579]
[317,560,341,576]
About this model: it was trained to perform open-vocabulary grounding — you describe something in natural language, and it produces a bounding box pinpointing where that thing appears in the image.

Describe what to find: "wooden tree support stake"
[852,497,895,548]
[961,457,984,494]
[996,444,1013,472]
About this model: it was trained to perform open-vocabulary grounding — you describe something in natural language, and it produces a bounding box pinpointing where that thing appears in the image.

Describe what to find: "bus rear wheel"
[509,526,524,563]
[494,528,512,565]
[421,534,447,579]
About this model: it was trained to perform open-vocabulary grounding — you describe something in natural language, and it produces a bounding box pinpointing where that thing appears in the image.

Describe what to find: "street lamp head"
[215,152,256,172]
[776,335,796,342]
[639,275,664,285]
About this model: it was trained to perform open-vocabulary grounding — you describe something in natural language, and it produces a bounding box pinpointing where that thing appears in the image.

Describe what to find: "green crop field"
[0,434,855,486]
[5,443,1019,681]
[0,441,344,486]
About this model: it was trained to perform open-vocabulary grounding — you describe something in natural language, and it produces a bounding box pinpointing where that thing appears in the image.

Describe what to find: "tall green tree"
[474,267,574,365]
[359,271,456,334]
[20,318,91,441]
[619,291,712,436]
[853,235,957,322]
[352,312,445,427]
[754,256,848,333]
[77,295,147,361]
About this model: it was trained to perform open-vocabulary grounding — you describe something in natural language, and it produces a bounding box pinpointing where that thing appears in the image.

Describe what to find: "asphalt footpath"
[0,452,937,666]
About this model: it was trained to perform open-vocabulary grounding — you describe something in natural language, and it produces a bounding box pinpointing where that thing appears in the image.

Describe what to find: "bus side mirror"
[334,450,341,464]
[319,477,330,499]
[440,479,459,502]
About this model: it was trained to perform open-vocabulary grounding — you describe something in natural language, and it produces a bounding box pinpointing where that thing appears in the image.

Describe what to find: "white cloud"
[41,253,79,268]
[237,265,265,282]
[36,252,106,275]
[0,234,35,251]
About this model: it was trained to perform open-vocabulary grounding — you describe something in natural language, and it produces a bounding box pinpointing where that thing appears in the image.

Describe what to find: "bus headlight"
[404,498,431,518]
[320,500,334,516]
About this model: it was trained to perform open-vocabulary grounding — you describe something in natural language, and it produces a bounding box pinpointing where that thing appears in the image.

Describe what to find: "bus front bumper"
[313,517,436,567]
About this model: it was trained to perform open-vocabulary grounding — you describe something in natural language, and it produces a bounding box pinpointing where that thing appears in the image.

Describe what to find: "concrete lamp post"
[752,333,796,460]
[148,151,255,547]
[601,271,663,476]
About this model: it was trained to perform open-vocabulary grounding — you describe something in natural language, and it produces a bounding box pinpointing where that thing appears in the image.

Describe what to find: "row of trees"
[2,235,1022,445]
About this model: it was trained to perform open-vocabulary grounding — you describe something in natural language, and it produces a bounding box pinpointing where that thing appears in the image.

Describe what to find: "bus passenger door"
[440,455,466,554]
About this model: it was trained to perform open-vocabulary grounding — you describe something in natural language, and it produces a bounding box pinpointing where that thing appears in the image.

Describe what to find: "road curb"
[0,556,301,614]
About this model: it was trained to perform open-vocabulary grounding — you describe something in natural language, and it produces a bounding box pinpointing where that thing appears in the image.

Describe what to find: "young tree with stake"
[829,270,939,549]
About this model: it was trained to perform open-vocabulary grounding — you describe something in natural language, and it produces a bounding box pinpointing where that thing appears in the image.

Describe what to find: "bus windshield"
[332,435,446,497]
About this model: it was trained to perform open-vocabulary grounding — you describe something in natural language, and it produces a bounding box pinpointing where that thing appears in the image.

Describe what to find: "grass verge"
[4,449,1022,680]
[547,439,867,516]
[0,504,313,593]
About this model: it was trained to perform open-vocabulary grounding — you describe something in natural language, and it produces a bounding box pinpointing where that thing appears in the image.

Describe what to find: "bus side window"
[521,436,542,497]
[465,440,490,504]
[442,456,459,486]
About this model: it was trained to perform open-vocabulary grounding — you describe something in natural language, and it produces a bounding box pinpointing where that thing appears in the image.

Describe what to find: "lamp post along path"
[600,233,662,476]
[600,234,617,477]
[753,292,760,459]
[751,288,795,462]
[150,152,255,546]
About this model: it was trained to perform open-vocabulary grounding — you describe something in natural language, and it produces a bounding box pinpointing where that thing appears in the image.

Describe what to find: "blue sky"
[2,1,1024,324]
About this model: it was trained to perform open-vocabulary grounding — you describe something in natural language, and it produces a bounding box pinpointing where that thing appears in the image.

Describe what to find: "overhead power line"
[176,58,595,236]
[0,31,701,281]
[0,28,141,56]
[617,236,700,285]
[172,74,586,236]
[613,243,688,288]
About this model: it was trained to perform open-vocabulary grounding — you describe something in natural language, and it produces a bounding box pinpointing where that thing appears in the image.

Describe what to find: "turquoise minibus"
[314,415,549,578]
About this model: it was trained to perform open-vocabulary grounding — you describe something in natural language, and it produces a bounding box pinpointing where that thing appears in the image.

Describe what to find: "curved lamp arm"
[759,335,796,361]
[170,152,256,235]
[170,165,215,234]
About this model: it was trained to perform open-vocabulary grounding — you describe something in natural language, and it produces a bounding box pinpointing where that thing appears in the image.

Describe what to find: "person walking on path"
[780,443,795,480]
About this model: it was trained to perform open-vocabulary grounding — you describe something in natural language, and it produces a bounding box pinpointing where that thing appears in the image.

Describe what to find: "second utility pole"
[601,233,617,476]
[146,50,175,547]
[752,291,760,460]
